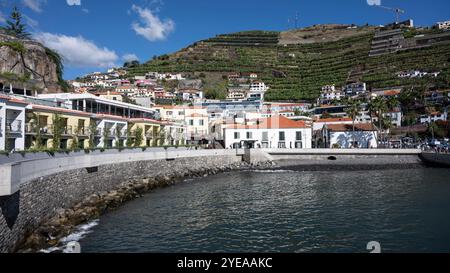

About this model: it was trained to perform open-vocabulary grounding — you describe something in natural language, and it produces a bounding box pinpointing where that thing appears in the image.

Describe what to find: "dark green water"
[78,168,450,253]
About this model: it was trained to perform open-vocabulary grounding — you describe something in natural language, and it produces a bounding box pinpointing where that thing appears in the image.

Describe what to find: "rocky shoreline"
[15,161,275,253]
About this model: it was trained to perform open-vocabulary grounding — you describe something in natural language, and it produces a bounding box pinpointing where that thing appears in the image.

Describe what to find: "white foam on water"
[39,220,99,253]
[61,220,100,243]
[252,169,298,173]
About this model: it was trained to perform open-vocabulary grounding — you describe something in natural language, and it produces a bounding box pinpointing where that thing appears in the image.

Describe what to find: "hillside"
[0,33,65,93]
[129,24,450,101]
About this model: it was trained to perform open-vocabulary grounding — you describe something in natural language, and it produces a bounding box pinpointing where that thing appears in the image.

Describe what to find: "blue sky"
[1,0,449,80]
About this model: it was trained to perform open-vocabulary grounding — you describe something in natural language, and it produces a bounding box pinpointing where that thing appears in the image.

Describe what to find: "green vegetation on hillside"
[129,28,450,101]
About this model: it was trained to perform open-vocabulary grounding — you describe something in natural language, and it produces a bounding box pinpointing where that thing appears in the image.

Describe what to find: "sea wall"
[0,148,246,253]
[259,149,423,169]
[0,148,425,252]
[420,152,450,167]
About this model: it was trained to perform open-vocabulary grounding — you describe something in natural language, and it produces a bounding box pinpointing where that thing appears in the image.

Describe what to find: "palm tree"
[346,99,361,148]
[368,97,387,146]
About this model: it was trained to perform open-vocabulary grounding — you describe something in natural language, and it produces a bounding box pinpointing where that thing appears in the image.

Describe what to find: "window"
[234,132,240,139]
[262,131,268,141]
[278,142,286,149]
[199,120,204,126]
[279,131,286,141]
[296,131,302,141]
[247,132,252,139]
[189,120,194,126]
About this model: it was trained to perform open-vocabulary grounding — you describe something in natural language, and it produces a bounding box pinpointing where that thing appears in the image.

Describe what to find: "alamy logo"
[367,241,382,253]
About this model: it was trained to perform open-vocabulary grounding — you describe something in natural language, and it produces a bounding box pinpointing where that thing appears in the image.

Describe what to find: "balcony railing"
[6,119,23,134]
[145,131,154,139]
[73,126,90,136]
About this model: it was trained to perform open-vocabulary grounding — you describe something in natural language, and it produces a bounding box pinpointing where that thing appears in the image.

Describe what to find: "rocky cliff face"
[0,33,62,93]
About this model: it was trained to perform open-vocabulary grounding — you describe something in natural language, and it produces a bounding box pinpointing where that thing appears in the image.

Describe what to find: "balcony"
[60,126,73,136]
[145,131,154,139]
[6,119,23,135]
[73,126,90,137]
[117,129,128,139]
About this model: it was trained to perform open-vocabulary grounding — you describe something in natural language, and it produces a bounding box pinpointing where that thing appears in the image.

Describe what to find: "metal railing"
[6,119,23,134]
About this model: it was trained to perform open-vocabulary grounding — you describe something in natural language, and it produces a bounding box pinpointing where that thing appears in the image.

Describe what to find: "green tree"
[2,7,30,39]
[346,99,362,148]
[52,114,64,150]
[368,97,388,145]
[45,47,69,92]
[134,127,144,147]
[88,122,97,148]
[126,126,135,147]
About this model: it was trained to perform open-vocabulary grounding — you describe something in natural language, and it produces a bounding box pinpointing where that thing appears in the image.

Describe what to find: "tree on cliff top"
[1,6,30,39]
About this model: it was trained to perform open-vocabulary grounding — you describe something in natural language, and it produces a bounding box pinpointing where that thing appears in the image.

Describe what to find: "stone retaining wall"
[0,153,243,252]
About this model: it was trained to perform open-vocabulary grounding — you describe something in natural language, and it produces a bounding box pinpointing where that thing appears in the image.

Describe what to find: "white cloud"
[66,0,81,6]
[34,32,118,68]
[367,0,381,6]
[22,0,46,13]
[122,54,139,62]
[131,4,175,42]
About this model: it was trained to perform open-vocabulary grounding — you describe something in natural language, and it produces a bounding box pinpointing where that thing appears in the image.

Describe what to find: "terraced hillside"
[129,25,450,101]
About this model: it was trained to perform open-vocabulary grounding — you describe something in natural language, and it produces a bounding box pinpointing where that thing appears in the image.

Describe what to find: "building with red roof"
[223,115,312,149]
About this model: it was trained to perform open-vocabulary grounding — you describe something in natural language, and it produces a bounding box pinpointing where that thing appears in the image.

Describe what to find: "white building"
[185,113,209,144]
[384,109,403,128]
[177,89,204,102]
[343,82,367,96]
[37,93,160,120]
[223,115,312,149]
[322,123,378,149]
[323,123,378,149]
[0,95,27,152]
[397,70,440,79]
[320,85,344,103]
[436,21,450,30]
[91,115,128,148]
[227,87,247,100]
[419,110,448,124]
[249,81,269,92]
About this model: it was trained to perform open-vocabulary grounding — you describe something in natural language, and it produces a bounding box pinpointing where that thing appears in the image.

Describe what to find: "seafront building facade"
[0,92,187,152]
[0,94,27,151]
[223,115,312,149]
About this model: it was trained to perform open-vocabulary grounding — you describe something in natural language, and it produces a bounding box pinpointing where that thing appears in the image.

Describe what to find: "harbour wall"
[0,148,245,252]
[245,149,423,167]
[0,148,424,252]
[420,152,450,168]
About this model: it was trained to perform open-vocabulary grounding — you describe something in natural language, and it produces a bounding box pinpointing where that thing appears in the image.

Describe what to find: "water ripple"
[79,168,450,253]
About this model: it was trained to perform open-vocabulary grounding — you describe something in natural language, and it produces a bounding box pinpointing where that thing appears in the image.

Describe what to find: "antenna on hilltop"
[288,12,300,30]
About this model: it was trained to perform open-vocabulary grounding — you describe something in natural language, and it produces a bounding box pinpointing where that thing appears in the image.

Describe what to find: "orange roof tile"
[225,115,309,130]
[315,118,353,123]
[327,123,376,132]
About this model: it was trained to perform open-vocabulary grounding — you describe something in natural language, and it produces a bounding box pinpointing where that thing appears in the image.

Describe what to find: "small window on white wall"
[234,132,240,139]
